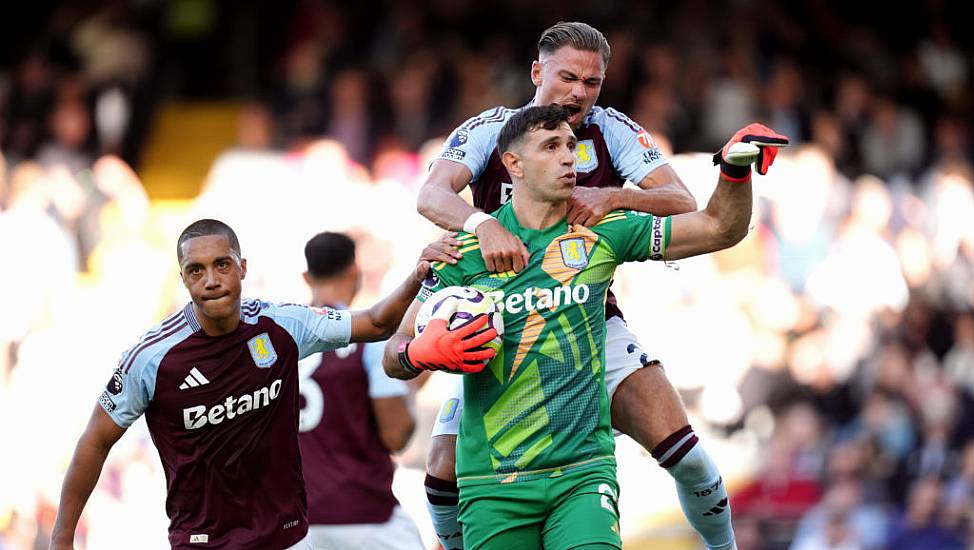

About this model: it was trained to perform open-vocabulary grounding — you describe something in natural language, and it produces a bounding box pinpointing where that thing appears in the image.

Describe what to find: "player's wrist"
[608,187,627,210]
[464,211,495,234]
[712,151,752,182]
[397,342,423,377]
[719,159,751,182]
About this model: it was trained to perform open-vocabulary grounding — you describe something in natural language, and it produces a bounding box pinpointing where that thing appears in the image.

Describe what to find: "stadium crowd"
[0,1,972,549]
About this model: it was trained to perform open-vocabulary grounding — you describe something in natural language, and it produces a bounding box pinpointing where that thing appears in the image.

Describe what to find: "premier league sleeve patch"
[439,129,470,161]
[420,271,440,300]
[106,365,124,395]
[448,129,469,148]
[247,333,278,368]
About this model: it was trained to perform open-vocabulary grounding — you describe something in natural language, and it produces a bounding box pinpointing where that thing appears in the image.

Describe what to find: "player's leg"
[425,380,464,549]
[458,479,545,550]
[541,467,622,550]
[605,317,735,550]
[381,506,426,549]
[465,524,541,550]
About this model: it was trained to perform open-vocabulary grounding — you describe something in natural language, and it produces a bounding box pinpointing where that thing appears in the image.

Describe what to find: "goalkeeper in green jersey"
[383,105,788,550]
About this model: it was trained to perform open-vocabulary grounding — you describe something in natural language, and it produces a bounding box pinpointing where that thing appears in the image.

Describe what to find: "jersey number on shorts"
[598,483,618,515]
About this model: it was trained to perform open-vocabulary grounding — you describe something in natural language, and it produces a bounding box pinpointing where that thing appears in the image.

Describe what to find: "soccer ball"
[415,286,504,357]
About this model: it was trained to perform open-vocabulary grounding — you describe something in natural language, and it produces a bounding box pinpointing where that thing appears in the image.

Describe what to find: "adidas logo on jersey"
[487,284,590,314]
[179,367,210,390]
[183,379,282,430]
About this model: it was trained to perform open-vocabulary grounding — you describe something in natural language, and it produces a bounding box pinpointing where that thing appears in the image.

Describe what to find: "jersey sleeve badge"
[442,129,470,161]
[574,140,599,173]
[248,333,279,368]
[419,271,440,300]
[560,238,590,269]
[449,129,469,148]
[636,130,656,149]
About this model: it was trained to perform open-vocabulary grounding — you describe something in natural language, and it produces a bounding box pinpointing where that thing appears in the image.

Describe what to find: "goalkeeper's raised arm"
[661,123,789,261]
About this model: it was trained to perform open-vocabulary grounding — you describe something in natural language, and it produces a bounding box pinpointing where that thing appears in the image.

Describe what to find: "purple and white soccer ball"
[415,286,504,355]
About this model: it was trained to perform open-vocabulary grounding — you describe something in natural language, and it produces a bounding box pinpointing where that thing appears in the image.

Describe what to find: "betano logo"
[487,284,590,314]
[183,379,283,430]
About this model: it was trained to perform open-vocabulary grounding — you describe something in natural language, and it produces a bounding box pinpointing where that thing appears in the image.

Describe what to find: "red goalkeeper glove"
[399,314,498,374]
[713,123,790,181]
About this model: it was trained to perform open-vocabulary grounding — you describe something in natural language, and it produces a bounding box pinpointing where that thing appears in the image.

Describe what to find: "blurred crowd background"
[1,1,973,549]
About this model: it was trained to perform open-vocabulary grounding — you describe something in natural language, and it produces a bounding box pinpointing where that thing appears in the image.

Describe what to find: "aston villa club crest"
[439,398,460,422]
[559,238,589,269]
[574,140,598,173]
[248,333,278,368]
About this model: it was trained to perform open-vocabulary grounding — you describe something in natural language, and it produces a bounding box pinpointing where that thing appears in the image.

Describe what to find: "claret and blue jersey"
[98,299,351,550]
[439,103,669,322]
[439,104,667,214]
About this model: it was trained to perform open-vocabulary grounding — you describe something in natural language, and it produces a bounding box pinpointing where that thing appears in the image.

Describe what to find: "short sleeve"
[362,342,409,398]
[99,359,152,428]
[435,107,511,181]
[261,302,353,358]
[594,210,673,264]
[98,329,186,428]
[595,107,669,185]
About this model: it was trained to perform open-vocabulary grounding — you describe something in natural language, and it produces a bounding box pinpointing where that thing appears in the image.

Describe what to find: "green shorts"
[457,465,621,550]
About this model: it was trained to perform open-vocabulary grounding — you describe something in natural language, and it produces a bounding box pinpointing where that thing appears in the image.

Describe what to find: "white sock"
[653,426,735,550]
[425,474,463,550]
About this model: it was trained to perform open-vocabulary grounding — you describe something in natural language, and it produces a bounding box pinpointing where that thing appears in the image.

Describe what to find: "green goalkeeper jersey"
[420,202,672,487]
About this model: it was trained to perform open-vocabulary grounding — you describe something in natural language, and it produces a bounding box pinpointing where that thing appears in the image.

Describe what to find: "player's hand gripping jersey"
[419,203,672,487]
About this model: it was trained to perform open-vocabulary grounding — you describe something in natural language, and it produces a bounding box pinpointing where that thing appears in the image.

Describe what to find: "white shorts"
[284,532,314,550]
[308,506,425,550]
[431,316,653,437]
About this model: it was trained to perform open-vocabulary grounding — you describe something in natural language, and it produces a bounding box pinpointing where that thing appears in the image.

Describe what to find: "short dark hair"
[496,105,571,154]
[538,21,611,67]
[177,219,241,262]
[304,232,356,279]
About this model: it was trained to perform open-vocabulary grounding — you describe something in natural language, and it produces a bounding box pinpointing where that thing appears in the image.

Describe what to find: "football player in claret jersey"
[49,219,476,550]
[297,231,424,550]
[416,21,736,550]
[386,106,787,549]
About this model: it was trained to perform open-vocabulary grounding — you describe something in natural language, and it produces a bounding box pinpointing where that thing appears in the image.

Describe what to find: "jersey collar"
[497,202,569,239]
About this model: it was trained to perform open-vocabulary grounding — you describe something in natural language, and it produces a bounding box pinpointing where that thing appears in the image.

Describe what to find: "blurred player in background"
[298,231,425,550]
[417,21,733,550]
[49,219,471,550]
[387,105,788,548]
